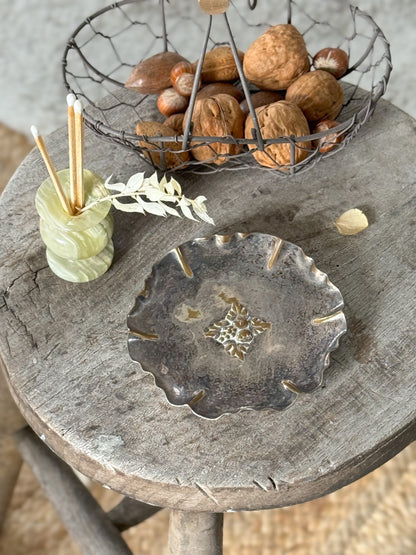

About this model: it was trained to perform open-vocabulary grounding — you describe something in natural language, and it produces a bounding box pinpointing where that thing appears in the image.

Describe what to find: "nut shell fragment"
[334,209,369,235]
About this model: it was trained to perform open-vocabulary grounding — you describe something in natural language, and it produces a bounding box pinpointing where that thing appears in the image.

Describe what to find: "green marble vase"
[35,169,114,283]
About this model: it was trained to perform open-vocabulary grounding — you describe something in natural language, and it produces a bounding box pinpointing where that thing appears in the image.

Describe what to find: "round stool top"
[1,98,415,512]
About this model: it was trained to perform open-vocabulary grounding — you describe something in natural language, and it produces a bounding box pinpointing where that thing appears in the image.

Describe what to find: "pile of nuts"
[125,23,349,169]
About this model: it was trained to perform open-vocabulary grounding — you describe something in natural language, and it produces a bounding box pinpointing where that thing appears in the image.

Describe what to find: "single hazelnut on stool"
[313,48,349,79]
[157,87,189,117]
[170,61,201,97]
[313,119,344,153]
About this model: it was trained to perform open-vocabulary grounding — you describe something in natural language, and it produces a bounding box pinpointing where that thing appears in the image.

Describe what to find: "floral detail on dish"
[205,302,271,361]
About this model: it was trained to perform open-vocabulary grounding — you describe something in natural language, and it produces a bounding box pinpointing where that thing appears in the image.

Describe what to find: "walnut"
[136,121,190,169]
[245,101,311,168]
[243,24,310,90]
[197,82,244,102]
[164,113,185,134]
[286,70,344,123]
[195,46,245,83]
[240,91,284,117]
[184,93,245,165]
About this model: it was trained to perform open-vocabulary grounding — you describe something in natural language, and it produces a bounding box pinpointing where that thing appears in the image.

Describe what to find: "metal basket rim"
[62,0,392,160]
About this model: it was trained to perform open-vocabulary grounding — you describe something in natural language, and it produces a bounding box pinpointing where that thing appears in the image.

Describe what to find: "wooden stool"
[1,99,416,554]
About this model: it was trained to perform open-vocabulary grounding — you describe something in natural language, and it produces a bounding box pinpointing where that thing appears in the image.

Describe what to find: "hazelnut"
[240,91,284,117]
[313,48,349,79]
[125,51,188,95]
[136,121,190,169]
[170,61,201,97]
[313,119,344,153]
[184,93,245,165]
[243,24,310,90]
[196,82,244,102]
[164,113,185,134]
[157,88,189,117]
[286,70,344,123]
[245,100,311,168]
[195,46,245,83]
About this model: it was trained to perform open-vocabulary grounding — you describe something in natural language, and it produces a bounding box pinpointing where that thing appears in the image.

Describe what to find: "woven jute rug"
[1,123,415,554]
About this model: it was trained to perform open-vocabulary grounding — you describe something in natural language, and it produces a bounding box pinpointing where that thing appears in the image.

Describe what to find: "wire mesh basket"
[62,0,392,176]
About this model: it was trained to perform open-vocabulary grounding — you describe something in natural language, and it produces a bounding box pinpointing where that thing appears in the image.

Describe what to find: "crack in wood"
[195,483,219,505]
[268,476,278,490]
[1,266,48,350]
[44,344,60,360]
[252,479,269,492]
[2,295,37,349]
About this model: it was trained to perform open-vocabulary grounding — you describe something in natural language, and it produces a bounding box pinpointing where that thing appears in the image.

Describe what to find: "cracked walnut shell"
[243,24,310,91]
[184,93,245,165]
[245,101,311,168]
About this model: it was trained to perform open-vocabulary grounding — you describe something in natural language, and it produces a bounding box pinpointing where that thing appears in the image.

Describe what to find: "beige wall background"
[0,0,415,138]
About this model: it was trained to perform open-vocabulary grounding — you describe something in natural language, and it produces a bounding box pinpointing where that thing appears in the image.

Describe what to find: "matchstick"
[31,125,73,215]
[67,93,77,212]
[74,99,84,210]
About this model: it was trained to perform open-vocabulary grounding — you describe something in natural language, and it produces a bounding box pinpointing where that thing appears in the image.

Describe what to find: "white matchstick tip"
[66,93,76,107]
[30,125,39,139]
[74,99,83,114]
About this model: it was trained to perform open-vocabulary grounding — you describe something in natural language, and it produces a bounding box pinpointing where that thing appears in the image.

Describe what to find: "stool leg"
[168,510,223,555]
[0,363,26,529]
[15,426,133,555]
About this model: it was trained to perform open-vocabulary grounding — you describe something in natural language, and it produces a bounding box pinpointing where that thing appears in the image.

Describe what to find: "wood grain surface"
[0,98,415,513]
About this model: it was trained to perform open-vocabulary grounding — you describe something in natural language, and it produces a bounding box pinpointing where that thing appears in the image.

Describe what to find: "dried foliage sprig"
[80,171,214,224]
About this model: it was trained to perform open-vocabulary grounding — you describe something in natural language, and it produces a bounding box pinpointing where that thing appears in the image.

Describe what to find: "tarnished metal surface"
[127,233,347,418]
